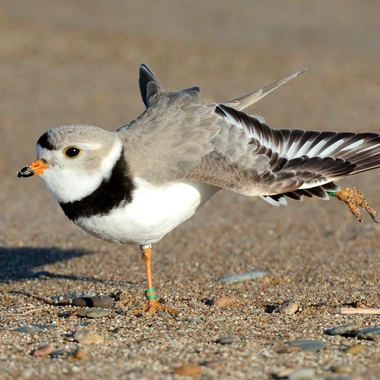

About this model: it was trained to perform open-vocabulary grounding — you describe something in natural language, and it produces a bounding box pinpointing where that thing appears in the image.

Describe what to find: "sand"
[1,1,380,379]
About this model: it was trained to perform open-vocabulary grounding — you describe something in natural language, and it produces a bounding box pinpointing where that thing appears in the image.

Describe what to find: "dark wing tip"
[139,63,164,107]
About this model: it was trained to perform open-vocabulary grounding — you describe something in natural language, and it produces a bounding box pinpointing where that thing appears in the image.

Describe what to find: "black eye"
[64,147,81,158]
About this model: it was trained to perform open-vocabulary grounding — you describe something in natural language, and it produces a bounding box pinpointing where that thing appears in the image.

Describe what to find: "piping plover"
[18,64,380,313]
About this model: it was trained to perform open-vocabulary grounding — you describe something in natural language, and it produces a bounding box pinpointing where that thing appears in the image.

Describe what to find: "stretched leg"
[328,187,378,222]
[140,244,177,314]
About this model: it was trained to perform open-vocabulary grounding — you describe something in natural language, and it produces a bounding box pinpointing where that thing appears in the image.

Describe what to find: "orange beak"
[17,159,49,178]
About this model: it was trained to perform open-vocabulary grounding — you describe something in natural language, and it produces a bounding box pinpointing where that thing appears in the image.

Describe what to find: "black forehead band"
[37,131,57,150]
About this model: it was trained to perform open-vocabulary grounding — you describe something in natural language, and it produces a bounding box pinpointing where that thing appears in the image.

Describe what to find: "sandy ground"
[1,1,380,379]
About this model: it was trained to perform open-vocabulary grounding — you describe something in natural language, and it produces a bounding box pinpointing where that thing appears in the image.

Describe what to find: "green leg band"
[327,191,336,197]
[145,287,157,300]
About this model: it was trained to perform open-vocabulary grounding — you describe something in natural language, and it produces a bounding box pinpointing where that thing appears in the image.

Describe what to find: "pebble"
[276,345,301,354]
[77,309,110,319]
[219,270,266,284]
[330,364,352,373]
[211,317,226,322]
[32,343,55,357]
[50,349,67,358]
[72,295,114,308]
[287,368,316,380]
[73,329,104,344]
[51,290,97,305]
[156,311,171,316]
[355,327,380,340]
[12,325,46,336]
[344,344,367,354]
[215,337,236,345]
[213,294,238,307]
[273,300,299,315]
[32,324,56,330]
[287,339,326,352]
[173,364,202,377]
[188,317,203,324]
[68,348,89,360]
[325,323,360,336]
[77,321,94,327]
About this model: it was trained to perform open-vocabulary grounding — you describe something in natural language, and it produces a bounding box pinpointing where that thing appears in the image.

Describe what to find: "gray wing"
[119,64,380,202]
[117,89,219,183]
[186,104,380,204]
[118,64,313,185]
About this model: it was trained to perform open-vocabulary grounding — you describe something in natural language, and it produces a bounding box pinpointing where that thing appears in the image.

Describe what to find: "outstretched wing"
[186,104,380,205]
[121,64,380,201]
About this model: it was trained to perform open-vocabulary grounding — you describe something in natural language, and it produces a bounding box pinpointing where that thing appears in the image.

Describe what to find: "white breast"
[75,178,219,245]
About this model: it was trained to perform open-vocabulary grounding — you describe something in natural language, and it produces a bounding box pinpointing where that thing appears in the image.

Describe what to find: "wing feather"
[187,104,380,201]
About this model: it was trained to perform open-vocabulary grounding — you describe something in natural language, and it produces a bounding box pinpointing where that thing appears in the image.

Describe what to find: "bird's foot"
[144,298,177,314]
[138,298,178,315]
[331,187,378,223]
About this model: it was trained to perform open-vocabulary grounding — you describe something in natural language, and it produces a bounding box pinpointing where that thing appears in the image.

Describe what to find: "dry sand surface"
[1,1,380,379]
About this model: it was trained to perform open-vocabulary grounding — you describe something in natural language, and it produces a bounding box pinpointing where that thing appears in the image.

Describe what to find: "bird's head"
[18,125,123,203]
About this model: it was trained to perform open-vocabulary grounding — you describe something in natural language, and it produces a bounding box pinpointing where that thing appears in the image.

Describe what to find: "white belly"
[75,178,219,245]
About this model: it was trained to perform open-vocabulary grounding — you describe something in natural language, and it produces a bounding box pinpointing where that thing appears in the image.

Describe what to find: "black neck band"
[60,152,135,221]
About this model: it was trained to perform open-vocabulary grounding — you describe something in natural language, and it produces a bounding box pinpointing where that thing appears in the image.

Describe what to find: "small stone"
[32,343,54,357]
[215,337,236,345]
[72,295,114,308]
[213,294,238,307]
[68,348,89,360]
[76,309,110,319]
[344,344,367,354]
[157,311,170,316]
[12,325,46,336]
[287,339,326,352]
[219,270,266,284]
[325,323,360,336]
[31,324,56,330]
[330,365,352,374]
[212,317,226,322]
[287,368,316,380]
[173,364,202,377]
[275,345,301,354]
[50,349,67,357]
[78,322,94,328]
[276,368,293,378]
[355,327,380,340]
[273,300,299,315]
[51,290,97,305]
[188,318,203,324]
[73,329,104,344]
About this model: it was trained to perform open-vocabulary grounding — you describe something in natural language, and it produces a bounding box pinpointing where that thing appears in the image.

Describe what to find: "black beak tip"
[17,166,33,178]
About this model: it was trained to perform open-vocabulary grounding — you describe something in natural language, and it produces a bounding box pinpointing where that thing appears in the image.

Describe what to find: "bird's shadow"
[0,246,110,284]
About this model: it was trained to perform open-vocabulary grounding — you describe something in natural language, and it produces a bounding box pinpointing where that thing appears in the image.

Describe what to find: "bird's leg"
[328,187,378,223]
[139,244,177,315]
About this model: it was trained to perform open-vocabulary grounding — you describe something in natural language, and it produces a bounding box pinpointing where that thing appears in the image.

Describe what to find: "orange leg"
[140,244,177,315]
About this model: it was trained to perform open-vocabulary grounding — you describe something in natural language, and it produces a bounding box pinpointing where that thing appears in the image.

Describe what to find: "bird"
[18,63,380,314]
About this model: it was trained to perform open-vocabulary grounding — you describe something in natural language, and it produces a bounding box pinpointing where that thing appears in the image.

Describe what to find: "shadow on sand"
[0,246,96,282]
